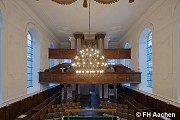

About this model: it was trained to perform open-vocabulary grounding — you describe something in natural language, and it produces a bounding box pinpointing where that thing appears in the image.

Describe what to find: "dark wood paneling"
[103,49,131,59]
[49,48,131,59]
[169,104,180,119]
[21,97,32,113]
[7,101,22,120]
[0,85,62,120]
[122,87,180,120]
[31,94,40,107]
[156,100,169,113]
[49,49,76,59]
[145,96,156,110]
[0,107,6,120]
[39,72,141,84]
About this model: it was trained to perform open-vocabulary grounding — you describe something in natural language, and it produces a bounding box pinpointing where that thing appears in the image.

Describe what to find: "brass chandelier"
[72,0,108,78]
[72,48,108,78]
[49,0,135,8]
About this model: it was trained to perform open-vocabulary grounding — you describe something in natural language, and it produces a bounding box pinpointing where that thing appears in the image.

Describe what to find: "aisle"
[79,92,102,116]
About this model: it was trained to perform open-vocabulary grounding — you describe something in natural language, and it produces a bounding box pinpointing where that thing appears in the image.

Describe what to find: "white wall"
[119,0,180,106]
[0,0,60,105]
[0,9,2,103]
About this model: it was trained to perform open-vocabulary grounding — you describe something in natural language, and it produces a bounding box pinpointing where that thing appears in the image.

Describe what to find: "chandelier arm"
[94,0,120,4]
[83,0,88,8]
[129,0,135,3]
[51,0,77,5]
[38,0,134,7]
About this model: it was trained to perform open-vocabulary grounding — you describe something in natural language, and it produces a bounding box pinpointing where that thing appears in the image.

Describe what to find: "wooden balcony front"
[39,72,141,84]
[39,64,140,84]
[49,49,76,59]
[49,48,131,59]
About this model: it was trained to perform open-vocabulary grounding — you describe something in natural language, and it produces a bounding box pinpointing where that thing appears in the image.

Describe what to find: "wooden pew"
[0,107,7,120]
[122,87,180,120]
[0,85,63,120]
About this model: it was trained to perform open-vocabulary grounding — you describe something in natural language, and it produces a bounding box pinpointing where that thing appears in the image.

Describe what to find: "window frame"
[27,32,33,88]
[146,32,152,88]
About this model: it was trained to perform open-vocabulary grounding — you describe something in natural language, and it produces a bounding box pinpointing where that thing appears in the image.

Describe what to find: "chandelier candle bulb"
[72,47,107,78]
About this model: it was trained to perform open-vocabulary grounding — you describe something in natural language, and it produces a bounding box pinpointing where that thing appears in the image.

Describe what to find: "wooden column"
[113,84,117,102]
[64,84,67,102]
[102,84,104,100]
[76,84,79,101]
[95,33,106,50]
[74,33,84,50]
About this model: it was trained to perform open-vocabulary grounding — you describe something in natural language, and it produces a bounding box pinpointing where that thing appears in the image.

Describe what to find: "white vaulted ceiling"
[23,0,156,42]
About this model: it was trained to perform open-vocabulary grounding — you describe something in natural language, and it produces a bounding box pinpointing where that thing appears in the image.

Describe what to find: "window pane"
[27,81,32,87]
[148,32,152,40]
[108,59,116,65]
[147,40,152,47]
[146,31,152,88]
[27,60,32,67]
[27,73,32,80]
[147,67,152,72]
[27,46,32,54]
[147,54,152,61]
[27,40,32,46]
[147,73,152,80]
[147,61,152,67]
[147,80,152,87]
[27,68,32,73]
[147,47,152,54]
[62,59,71,63]
[27,54,32,60]
[27,32,33,88]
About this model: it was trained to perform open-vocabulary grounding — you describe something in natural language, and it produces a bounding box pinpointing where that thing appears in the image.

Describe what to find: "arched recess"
[139,27,153,93]
[0,0,8,103]
[124,43,131,68]
[178,13,180,103]
[173,2,180,103]
[26,23,40,94]
[49,42,58,87]
[49,42,55,68]
[0,9,2,103]
[122,43,131,87]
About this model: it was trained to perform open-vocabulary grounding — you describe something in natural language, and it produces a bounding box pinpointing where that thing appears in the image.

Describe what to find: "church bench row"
[119,87,180,120]
[118,93,156,120]
[0,85,63,120]
[16,90,62,120]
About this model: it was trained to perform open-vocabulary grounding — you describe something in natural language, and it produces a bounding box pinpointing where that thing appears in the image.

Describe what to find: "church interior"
[0,0,180,120]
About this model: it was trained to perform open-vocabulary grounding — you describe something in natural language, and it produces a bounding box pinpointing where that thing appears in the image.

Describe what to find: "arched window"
[139,28,153,93]
[146,32,152,87]
[27,32,33,88]
[124,43,131,68]
[122,43,131,87]
[178,16,180,103]
[49,42,57,87]
[26,26,40,94]
[49,42,54,68]
[0,11,2,102]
